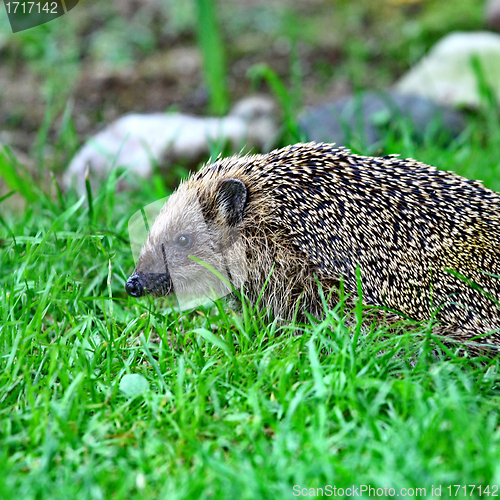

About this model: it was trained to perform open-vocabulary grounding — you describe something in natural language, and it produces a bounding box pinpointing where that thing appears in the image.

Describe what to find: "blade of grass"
[0,147,38,202]
[194,0,229,115]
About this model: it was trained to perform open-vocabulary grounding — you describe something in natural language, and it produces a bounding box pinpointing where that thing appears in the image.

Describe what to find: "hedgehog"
[126,142,500,346]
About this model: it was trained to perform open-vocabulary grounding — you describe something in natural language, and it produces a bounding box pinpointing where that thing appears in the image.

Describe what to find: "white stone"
[394,31,500,109]
[63,95,277,196]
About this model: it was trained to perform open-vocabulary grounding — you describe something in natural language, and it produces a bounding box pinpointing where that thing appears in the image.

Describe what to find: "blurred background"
[0,0,499,208]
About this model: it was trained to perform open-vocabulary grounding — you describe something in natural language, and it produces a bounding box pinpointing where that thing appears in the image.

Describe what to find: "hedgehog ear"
[216,178,247,226]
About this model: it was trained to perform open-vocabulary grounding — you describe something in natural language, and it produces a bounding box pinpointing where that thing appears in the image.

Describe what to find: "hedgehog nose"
[126,275,145,297]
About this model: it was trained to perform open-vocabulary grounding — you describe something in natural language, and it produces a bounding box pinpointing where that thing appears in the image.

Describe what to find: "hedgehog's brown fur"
[127,142,500,346]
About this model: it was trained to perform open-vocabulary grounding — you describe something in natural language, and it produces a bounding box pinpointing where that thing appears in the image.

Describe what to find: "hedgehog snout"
[126,270,173,297]
[125,274,145,297]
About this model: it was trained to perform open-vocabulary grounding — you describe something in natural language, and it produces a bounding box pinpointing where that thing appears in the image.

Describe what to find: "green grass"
[2,113,500,499]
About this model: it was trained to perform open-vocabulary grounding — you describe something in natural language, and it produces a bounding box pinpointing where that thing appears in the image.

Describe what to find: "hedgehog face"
[126,179,248,308]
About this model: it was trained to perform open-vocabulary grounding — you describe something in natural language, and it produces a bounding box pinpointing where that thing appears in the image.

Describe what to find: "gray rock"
[486,0,500,31]
[394,31,500,109]
[298,91,465,147]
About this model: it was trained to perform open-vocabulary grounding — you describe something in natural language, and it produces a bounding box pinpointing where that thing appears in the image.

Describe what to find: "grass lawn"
[2,114,500,499]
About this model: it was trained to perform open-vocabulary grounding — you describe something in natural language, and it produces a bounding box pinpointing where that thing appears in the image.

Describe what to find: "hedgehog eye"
[175,234,192,249]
